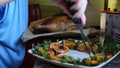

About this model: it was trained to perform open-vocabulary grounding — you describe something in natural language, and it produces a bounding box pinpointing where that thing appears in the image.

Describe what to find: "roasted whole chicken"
[29,14,78,34]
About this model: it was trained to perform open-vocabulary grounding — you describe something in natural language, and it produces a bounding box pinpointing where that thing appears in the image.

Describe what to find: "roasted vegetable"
[32,39,120,67]
[61,55,81,65]
[50,42,69,54]
[63,40,76,48]
[77,42,98,52]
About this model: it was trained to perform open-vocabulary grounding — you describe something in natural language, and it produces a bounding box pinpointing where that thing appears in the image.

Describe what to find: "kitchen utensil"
[73,18,95,56]
[99,32,105,47]
[66,0,95,56]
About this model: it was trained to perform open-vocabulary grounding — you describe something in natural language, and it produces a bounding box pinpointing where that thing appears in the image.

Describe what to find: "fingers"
[70,0,87,25]
[80,14,86,25]
[51,0,87,25]
[71,0,88,18]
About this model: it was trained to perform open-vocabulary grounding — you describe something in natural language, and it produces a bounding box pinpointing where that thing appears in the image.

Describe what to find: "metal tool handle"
[65,0,89,45]
[73,18,89,41]
[65,0,95,56]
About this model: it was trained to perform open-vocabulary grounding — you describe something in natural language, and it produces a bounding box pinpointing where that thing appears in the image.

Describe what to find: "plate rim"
[28,49,120,68]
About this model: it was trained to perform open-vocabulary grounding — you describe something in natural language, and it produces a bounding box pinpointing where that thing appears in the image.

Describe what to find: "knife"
[65,0,95,56]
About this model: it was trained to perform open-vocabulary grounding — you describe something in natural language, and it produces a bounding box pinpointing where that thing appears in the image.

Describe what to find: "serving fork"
[66,0,95,57]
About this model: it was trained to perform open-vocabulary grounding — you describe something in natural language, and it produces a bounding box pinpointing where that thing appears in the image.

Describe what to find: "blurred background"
[28,0,120,26]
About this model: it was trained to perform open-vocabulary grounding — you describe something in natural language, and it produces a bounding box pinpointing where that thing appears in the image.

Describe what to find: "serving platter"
[28,39,120,68]
[22,28,91,42]
[28,49,120,68]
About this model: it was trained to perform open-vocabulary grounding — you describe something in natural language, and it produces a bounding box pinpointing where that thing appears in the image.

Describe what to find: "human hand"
[51,0,88,25]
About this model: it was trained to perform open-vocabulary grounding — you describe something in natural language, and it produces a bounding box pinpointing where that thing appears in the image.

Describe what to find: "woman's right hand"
[51,0,88,25]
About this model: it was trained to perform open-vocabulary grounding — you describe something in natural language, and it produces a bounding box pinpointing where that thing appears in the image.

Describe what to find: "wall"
[29,0,62,17]
[108,0,120,11]
[86,0,104,26]
[29,0,104,26]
